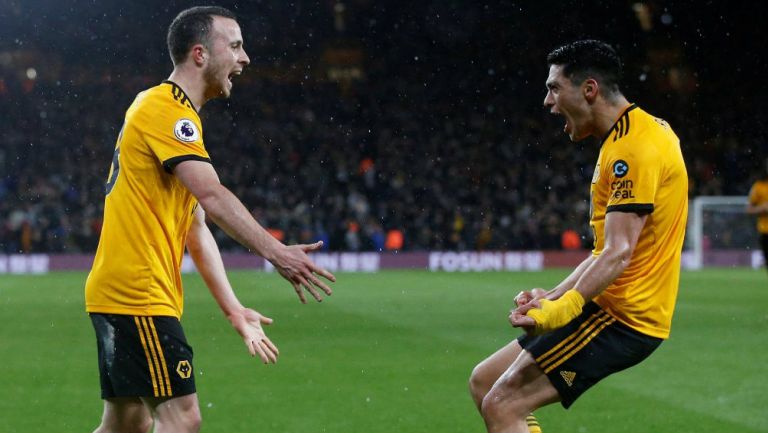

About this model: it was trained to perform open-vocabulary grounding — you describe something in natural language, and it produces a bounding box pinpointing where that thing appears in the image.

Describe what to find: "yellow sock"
[526,414,542,433]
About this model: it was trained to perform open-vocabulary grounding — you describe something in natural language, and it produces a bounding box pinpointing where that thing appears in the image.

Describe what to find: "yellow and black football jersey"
[589,104,688,339]
[85,81,209,318]
[748,179,768,234]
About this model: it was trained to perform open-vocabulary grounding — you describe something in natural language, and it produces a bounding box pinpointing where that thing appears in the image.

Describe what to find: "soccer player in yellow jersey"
[84,6,336,433]
[469,40,688,433]
[747,162,768,272]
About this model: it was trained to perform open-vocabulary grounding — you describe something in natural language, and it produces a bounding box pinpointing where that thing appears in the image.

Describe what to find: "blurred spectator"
[0,2,764,253]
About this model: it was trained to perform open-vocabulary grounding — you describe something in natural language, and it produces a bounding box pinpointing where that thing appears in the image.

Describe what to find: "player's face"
[203,16,250,99]
[543,64,592,141]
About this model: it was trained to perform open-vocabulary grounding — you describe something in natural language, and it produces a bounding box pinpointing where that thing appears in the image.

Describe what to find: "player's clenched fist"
[513,288,548,307]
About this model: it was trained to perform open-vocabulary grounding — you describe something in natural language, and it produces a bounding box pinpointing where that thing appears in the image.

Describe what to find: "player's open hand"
[271,241,336,303]
[227,308,279,364]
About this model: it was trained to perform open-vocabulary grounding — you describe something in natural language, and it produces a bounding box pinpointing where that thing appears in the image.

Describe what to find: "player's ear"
[583,78,599,103]
[190,44,207,66]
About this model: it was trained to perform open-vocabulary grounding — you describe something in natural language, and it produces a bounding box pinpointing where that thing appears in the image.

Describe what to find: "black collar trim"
[600,103,637,144]
[162,80,198,112]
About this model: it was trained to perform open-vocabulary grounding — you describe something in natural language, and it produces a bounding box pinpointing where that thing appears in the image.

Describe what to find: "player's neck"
[166,68,206,111]
[593,96,631,139]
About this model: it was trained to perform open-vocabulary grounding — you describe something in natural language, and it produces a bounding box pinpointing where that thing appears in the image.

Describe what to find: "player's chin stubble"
[203,65,228,98]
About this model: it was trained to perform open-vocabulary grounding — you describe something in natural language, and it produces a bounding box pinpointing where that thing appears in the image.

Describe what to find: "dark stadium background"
[1,0,766,254]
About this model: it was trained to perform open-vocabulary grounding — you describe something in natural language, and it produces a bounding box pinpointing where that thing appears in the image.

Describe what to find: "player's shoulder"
[136,81,197,114]
[605,105,678,149]
[126,82,202,142]
[630,106,678,143]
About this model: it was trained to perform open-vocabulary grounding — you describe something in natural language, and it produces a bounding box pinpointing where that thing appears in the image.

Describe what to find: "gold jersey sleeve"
[85,81,210,318]
[748,180,768,234]
[589,104,688,339]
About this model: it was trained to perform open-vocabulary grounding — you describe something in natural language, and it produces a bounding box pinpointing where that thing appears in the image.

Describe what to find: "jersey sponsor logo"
[612,160,629,178]
[610,179,635,199]
[560,370,576,387]
[176,360,192,379]
[174,119,200,143]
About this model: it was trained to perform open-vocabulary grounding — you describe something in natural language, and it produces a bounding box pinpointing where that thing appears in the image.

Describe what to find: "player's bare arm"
[511,210,647,333]
[514,254,597,307]
[174,159,336,303]
[746,202,768,215]
[186,205,278,363]
[569,210,647,300]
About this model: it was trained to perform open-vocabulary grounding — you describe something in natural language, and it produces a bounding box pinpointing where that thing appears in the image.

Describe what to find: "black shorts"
[90,313,196,399]
[518,302,662,408]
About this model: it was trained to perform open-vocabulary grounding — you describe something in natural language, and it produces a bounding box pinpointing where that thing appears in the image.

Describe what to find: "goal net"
[687,196,761,269]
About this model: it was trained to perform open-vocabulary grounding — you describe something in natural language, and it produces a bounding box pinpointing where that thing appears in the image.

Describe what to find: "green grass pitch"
[1,269,766,432]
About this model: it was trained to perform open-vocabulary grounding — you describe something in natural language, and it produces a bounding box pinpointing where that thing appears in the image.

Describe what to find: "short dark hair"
[167,6,238,65]
[547,40,623,96]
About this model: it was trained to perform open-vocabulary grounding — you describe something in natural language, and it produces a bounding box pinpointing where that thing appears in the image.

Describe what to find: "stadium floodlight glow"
[689,195,749,269]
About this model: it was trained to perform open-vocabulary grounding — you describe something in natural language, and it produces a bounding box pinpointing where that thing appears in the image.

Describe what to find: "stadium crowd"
[1,2,764,254]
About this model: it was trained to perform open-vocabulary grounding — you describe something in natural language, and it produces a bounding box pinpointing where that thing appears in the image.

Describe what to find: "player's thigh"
[142,393,201,430]
[490,348,560,410]
[472,339,524,388]
[97,397,152,433]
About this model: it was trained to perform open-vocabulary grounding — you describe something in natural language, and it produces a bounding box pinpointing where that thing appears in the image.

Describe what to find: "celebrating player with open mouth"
[85,7,336,433]
[469,40,688,433]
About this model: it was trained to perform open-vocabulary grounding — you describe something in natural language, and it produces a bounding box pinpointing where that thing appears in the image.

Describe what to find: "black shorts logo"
[560,370,576,387]
[176,360,192,379]
[613,160,629,178]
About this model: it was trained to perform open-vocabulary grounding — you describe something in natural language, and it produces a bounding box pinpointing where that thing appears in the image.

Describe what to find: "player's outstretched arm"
[174,160,336,303]
[511,211,647,334]
[186,205,278,363]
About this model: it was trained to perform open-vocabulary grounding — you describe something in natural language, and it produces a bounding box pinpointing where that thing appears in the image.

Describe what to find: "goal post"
[689,195,753,269]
